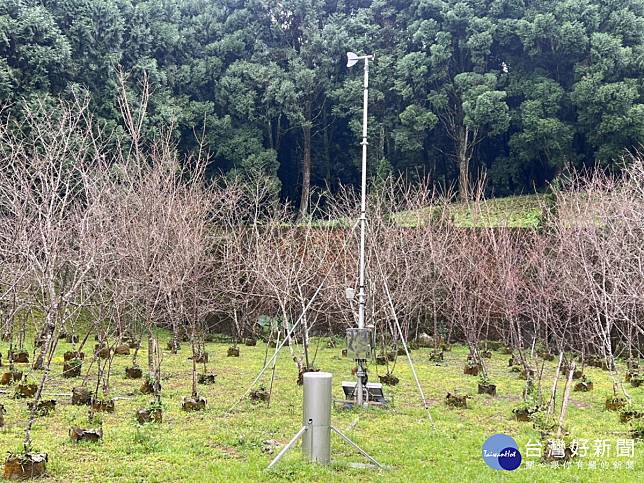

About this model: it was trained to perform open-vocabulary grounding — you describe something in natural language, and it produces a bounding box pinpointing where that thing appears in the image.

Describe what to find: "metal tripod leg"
[331,426,383,469]
[267,425,383,471]
[267,426,308,469]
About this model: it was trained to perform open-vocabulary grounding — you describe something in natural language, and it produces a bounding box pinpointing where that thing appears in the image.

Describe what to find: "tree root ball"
[63,351,84,361]
[512,407,536,422]
[606,397,628,411]
[114,344,130,356]
[573,380,593,392]
[625,371,638,383]
[587,356,613,370]
[463,362,482,376]
[631,426,644,440]
[478,383,497,396]
[94,345,111,359]
[630,376,644,388]
[91,398,115,413]
[140,379,156,395]
[193,352,208,364]
[250,387,269,403]
[69,427,103,443]
[9,351,29,364]
[227,347,240,357]
[182,396,207,411]
[125,367,143,379]
[198,373,216,385]
[137,407,162,424]
[619,409,644,424]
[14,382,38,399]
[429,350,444,362]
[445,392,469,408]
[3,453,47,480]
[63,359,82,378]
[27,399,56,416]
[71,386,92,406]
[0,371,22,386]
[379,373,400,386]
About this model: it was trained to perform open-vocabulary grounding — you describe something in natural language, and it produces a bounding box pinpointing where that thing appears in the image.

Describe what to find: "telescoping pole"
[345,52,374,408]
[355,54,373,406]
[357,56,369,332]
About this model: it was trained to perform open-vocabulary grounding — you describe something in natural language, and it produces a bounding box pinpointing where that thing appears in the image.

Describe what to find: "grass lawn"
[394,194,545,228]
[0,333,642,482]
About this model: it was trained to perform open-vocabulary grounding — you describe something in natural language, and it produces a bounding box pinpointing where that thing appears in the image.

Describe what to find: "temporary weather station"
[342,51,430,412]
[228,49,431,472]
[342,51,382,408]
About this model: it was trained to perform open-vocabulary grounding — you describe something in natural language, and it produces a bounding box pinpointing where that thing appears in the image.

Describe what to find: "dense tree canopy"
[1,0,643,209]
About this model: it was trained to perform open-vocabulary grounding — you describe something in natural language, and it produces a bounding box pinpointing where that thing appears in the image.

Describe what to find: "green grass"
[307,194,546,229]
[395,194,545,228]
[0,334,642,482]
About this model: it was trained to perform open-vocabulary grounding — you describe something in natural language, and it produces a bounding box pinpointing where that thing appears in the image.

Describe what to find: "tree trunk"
[147,331,154,378]
[546,353,564,424]
[323,108,331,186]
[556,362,575,438]
[457,125,470,201]
[276,114,282,152]
[299,103,312,217]
[191,337,197,399]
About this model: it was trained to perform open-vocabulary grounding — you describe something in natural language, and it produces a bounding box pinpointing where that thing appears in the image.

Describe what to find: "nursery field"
[0,333,642,482]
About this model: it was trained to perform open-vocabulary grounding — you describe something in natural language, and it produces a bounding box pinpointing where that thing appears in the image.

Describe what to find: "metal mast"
[346,52,374,406]
[357,54,371,332]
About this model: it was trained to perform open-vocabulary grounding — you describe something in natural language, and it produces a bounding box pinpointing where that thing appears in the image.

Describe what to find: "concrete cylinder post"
[302,371,332,464]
